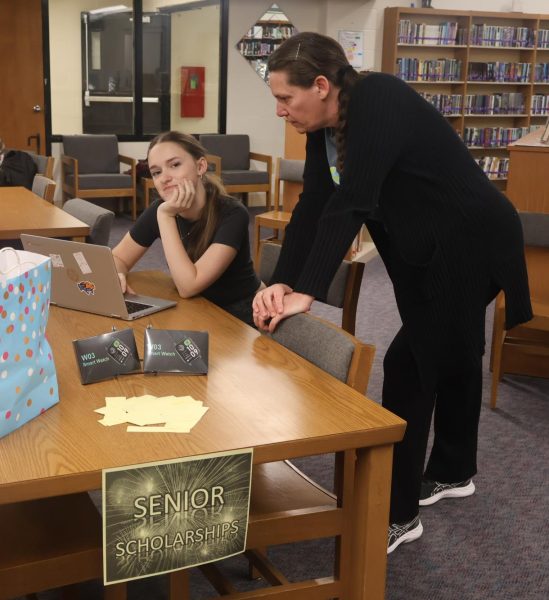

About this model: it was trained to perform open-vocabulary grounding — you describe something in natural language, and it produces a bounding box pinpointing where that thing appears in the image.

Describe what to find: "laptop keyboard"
[125,300,154,314]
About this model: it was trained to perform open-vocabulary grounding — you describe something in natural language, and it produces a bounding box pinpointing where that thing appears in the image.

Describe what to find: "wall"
[169,3,220,133]
[49,0,549,204]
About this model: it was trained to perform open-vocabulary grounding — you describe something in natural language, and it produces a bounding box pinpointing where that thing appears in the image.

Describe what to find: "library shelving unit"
[382,6,549,190]
[236,6,297,82]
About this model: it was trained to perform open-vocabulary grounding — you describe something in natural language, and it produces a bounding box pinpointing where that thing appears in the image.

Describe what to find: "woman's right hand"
[117,272,135,295]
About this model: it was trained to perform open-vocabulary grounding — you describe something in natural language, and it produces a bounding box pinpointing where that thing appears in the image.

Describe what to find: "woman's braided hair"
[267,32,365,174]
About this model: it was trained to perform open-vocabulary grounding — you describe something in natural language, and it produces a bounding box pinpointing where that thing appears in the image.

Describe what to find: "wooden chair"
[189,312,375,594]
[198,134,272,209]
[0,493,126,599]
[258,241,365,335]
[62,198,115,246]
[31,174,56,203]
[61,135,137,220]
[253,157,304,266]
[490,211,549,408]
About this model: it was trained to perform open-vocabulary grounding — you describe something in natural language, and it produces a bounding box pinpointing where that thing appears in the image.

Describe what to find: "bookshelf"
[382,7,549,189]
[236,4,297,82]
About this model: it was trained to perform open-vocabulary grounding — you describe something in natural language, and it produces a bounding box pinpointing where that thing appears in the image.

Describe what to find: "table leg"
[71,236,86,242]
[349,444,394,600]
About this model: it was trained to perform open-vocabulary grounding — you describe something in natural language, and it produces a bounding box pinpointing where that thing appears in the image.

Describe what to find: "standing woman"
[253,32,532,552]
[113,131,261,327]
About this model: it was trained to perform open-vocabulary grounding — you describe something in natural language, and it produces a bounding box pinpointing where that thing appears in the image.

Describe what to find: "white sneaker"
[387,515,423,554]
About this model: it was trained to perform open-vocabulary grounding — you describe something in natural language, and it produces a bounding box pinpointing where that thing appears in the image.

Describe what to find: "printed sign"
[102,449,253,584]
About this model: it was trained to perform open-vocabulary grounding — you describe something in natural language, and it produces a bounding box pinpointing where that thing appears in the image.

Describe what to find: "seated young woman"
[112,131,262,327]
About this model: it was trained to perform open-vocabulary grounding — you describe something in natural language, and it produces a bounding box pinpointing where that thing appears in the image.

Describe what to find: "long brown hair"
[147,131,226,262]
[268,32,365,174]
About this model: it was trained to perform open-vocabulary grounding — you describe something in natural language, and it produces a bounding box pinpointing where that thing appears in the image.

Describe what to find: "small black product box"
[143,328,208,374]
[73,328,140,384]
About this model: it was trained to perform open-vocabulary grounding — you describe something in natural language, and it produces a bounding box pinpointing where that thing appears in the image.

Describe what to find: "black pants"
[382,327,483,523]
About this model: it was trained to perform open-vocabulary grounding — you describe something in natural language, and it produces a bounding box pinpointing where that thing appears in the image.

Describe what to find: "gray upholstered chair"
[31,174,56,203]
[258,241,365,335]
[253,157,304,266]
[28,152,54,179]
[186,311,376,592]
[4,150,54,179]
[490,211,549,408]
[198,134,272,209]
[62,198,115,246]
[61,135,137,220]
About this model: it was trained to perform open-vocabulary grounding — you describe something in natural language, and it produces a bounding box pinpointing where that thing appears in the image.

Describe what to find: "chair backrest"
[31,174,56,203]
[274,157,304,211]
[199,134,250,171]
[270,312,374,394]
[62,134,120,174]
[62,198,115,246]
[258,242,364,334]
[28,152,54,179]
[519,211,549,248]
[518,211,549,305]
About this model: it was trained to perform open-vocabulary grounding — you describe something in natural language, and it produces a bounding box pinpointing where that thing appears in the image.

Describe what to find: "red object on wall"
[180,66,205,118]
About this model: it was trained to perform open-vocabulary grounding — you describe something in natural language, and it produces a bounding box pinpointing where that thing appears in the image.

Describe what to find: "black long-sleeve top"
[271,73,532,379]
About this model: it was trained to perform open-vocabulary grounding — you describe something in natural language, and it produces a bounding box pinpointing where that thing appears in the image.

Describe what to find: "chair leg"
[131,191,137,221]
[490,300,507,409]
[253,219,262,269]
[169,569,190,599]
[104,582,127,600]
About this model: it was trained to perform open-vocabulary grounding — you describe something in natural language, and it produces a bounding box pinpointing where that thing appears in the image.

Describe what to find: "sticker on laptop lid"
[77,280,96,295]
[49,253,64,268]
[73,251,92,274]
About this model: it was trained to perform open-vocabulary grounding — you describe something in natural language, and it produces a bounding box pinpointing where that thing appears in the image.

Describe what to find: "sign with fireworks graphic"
[102,449,253,584]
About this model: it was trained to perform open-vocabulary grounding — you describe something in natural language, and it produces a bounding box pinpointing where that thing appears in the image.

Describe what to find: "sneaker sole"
[387,520,423,555]
[419,480,476,507]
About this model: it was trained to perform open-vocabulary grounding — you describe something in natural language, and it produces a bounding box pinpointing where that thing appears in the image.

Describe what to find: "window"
[48,0,226,139]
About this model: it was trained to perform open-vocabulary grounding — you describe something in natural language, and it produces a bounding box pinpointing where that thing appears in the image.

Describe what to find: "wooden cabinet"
[382,7,549,191]
[507,127,549,213]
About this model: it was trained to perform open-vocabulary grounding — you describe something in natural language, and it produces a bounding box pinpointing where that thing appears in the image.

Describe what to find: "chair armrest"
[205,153,222,177]
[249,152,273,175]
[60,154,77,178]
[119,154,136,170]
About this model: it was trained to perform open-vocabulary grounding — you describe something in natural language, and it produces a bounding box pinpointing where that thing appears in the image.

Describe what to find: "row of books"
[470,25,534,47]
[531,94,549,115]
[475,156,510,179]
[534,63,549,83]
[397,20,466,45]
[396,58,462,81]
[468,62,531,83]
[419,93,462,115]
[464,93,525,115]
[243,25,296,41]
[237,40,284,58]
[397,21,540,47]
[463,126,535,148]
[539,29,549,48]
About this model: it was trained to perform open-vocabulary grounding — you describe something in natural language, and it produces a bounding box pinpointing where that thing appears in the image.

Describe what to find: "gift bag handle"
[0,247,43,281]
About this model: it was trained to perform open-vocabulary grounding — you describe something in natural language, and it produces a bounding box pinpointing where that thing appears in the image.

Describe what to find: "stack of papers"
[95,395,208,433]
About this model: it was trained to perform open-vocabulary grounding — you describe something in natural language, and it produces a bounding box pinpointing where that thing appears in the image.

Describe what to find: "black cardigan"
[271,73,532,380]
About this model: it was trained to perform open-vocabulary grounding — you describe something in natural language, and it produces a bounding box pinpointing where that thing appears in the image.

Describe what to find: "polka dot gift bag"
[0,247,59,439]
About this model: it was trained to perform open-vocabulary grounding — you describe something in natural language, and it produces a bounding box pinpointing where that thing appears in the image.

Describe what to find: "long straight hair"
[268,32,366,174]
[147,131,226,262]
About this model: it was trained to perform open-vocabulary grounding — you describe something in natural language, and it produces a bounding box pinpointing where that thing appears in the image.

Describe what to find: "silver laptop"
[21,234,177,320]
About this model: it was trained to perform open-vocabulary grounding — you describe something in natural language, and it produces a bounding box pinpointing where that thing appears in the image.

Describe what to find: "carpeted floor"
[21,210,549,600]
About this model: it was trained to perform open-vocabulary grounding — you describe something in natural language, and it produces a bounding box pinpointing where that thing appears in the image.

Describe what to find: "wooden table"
[0,186,90,241]
[0,271,405,599]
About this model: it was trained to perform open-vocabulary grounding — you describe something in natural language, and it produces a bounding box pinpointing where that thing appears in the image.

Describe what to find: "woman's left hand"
[254,289,314,332]
[158,180,196,217]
